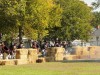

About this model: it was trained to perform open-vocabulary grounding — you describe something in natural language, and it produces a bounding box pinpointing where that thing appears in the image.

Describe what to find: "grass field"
[0,62,100,75]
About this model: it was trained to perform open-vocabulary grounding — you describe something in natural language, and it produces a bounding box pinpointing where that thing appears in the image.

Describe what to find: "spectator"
[32,41,39,49]
[63,41,68,50]
[32,41,40,54]
[54,42,61,47]
[17,43,24,49]
[1,42,9,54]
[9,43,17,59]
[1,42,10,59]
[41,42,50,57]
[0,44,3,59]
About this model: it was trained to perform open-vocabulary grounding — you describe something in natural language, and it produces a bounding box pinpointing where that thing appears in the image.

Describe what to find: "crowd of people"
[0,39,70,59]
[31,40,69,57]
[0,42,16,59]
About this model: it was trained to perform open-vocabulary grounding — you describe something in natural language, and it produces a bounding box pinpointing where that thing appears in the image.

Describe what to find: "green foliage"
[49,0,93,41]
[25,0,62,40]
[25,0,51,40]
[0,0,62,41]
[91,12,100,28]
[0,0,93,42]
[92,0,100,9]
[49,0,62,28]
[0,0,17,33]
[0,62,100,75]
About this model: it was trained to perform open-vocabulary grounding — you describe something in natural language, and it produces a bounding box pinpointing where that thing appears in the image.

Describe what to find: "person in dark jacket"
[32,41,40,54]
[1,43,10,59]
[1,43,9,54]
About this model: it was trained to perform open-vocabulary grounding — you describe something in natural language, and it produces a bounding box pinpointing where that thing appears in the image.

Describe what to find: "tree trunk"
[19,26,23,43]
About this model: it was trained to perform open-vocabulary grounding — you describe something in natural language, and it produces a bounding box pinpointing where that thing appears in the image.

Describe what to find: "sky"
[83,0,100,11]
[83,0,95,6]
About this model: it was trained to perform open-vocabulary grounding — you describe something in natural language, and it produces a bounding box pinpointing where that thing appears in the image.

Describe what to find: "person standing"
[1,42,10,59]
[32,41,40,54]
[0,44,3,59]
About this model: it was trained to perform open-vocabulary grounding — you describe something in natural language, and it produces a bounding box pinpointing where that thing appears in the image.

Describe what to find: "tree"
[91,12,100,28]
[0,0,62,43]
[46,0,63,40]
[25,0,62,41]
[92,0,100,9]
[49,0,93,41]
[0,0,19,43]
[0,0,17,33]
[91,1,100,28]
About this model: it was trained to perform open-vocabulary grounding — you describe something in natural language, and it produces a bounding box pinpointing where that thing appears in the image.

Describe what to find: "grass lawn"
[0,62,100,75]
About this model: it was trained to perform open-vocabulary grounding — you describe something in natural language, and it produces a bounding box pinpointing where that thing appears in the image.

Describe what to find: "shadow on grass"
[54,59,100,63]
